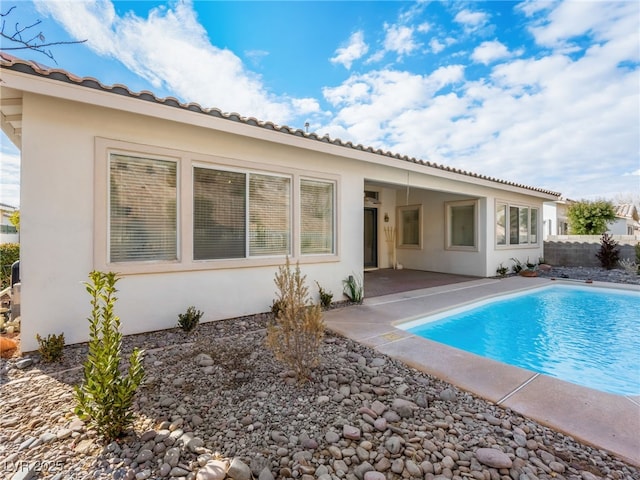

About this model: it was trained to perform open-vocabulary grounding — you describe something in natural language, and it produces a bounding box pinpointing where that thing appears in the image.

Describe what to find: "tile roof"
[0,52,560,197]
[615,204,639,221]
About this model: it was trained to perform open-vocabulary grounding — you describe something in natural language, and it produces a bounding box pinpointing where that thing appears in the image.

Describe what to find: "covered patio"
[364,268,479,298]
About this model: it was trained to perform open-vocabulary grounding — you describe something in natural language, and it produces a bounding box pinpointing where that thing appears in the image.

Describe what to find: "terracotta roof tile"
[0,52,561,197]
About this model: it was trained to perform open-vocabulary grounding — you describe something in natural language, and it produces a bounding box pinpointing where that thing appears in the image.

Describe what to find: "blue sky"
[1,0,639,208]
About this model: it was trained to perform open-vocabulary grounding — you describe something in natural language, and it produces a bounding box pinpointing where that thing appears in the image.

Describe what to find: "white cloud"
[471,40,512,65]
[34,0,304,124]
[0,144,21,208]
[454,9,489,31]
[429,38,446,54]
[383,24,419,57]
[318,2,639,200]
[524,0,638,53]
[330,31,369,70]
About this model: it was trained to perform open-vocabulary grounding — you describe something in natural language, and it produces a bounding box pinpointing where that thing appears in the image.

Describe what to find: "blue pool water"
[402,285,640,396]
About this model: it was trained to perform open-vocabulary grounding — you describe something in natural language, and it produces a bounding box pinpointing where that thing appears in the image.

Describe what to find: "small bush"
[36,332,65,363]
[266,258,324,382]
[177,306,203,333]
[316,281,333,309]
[595,233,620,270]
[0,243,19,290]
[342,274,363,303]
[75,271,145,441]
[619,258,638,275]
[510,258,524,274]
[636,243,640,274]
[496,264,508,277]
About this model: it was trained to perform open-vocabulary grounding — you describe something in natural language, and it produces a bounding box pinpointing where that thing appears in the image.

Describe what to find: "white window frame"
[495,200,540,248]
[397,204,422,249]
[445,200,478,251]
[300,178,336,256]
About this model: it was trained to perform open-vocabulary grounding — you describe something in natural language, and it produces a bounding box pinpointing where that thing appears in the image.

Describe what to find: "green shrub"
[342,274,363,303]
[74,271,145,441]
[510,258,524,274]
[0,243,19,290]
[177,306,203,333]
[36,332,65,363]
[266,258,324,382]
[595,233,620,270]
[636,243,640,274]
[316,281,333,309]
[496,264,508,277]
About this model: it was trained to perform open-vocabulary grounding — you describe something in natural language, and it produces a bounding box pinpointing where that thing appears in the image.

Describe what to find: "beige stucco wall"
[16,86,551,351]
[19,93,364,351]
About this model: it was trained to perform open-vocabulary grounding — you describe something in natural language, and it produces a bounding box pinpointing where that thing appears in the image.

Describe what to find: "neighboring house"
[0,54,560,352]
[543,198,572,239]
[0,202,19,244]
[609,204,640,237]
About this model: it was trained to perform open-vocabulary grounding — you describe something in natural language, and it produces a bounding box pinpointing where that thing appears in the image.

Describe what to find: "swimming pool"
[400,284,640,396]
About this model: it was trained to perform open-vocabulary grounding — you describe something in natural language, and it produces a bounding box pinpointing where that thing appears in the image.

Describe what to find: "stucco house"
[0,202,19,244]
[609,204,639,237]
[0,54,560,352]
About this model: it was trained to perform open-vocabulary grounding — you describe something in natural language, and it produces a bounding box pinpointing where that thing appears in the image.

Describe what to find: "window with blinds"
[249,174,290,256]
[301,179,335,254]
[194,167,291,260]
[193,168,246,260]
[109,154,177,262]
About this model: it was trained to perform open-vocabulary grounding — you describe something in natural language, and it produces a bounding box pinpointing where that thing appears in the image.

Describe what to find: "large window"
[397,205,421,248]
[496,202,539,246]
[193,167,290,260]
[98,139,338,272]
[446,200,477,250]
[301,179,335,254]
[109,154,177,262]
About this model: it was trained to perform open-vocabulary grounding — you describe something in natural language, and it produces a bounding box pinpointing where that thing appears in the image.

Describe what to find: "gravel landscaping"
[0,267,638,480]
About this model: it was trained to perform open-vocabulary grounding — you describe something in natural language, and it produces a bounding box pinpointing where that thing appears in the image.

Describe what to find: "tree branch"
[1,5,87,64]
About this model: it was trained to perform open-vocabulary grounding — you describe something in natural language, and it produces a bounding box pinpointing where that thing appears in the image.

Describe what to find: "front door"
[364,207,378,268]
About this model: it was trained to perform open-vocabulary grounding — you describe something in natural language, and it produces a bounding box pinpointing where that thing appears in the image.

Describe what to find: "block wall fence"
[544,236,638,267]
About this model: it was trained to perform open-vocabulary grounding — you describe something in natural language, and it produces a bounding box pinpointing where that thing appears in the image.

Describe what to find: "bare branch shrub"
[265,258,324,382]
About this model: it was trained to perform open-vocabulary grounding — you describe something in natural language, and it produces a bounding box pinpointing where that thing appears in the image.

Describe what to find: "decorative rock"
[370,400,387,416]
[385,436,402,455]
[391,458,404,474]
[227,457,251,480]
[258,468,274,480]
[391,398,418,418]
[164,447,181,468]
[439,388,457,401]
[325,431,340,443]
[353,461,374,480]
[196,460,228,480]
[195,353,214,367]
[135,449,154,463]
[343,424,361,440]
[169,467,190,477]
[475,448,513,469]
[363,474,385,480]
[15,358,33,369]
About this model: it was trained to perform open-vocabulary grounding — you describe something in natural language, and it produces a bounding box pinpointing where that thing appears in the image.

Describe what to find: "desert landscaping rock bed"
[1,267,639,480]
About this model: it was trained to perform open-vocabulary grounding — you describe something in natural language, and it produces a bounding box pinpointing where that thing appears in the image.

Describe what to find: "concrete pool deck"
[323,276,640,467]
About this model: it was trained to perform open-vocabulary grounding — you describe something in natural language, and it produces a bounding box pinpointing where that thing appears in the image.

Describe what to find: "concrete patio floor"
[324,274,640,467]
